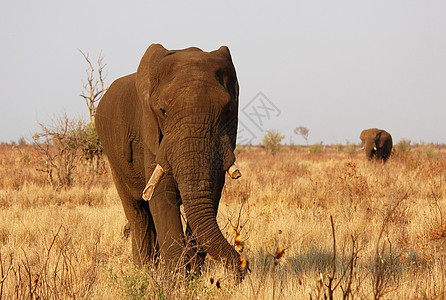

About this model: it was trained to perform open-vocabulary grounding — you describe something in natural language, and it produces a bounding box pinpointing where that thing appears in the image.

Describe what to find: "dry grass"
[1,143,446,299]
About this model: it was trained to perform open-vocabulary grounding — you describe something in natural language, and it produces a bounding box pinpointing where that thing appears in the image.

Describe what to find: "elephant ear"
[136,44,169,104]
[213,46,239,98]
[213,46,239,148]
[214,46,232,60]
[359,130,367,144]
[135,44,169,154]
[377,131,387,148]
[213,46,236,73]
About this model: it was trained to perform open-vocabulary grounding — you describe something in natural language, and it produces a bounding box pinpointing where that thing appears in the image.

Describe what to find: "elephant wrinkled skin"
[360,128,393,162]
[95,44,247,279]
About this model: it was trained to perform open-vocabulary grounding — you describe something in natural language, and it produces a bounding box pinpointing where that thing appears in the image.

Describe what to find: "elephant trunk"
[169,134,242,271]
[364,141,376,159]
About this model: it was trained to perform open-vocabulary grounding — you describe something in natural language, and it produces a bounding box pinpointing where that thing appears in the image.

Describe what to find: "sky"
[1,0,445,145]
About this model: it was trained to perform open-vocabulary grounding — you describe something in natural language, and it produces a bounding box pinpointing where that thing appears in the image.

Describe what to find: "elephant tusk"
[373,147,377,151]
[142,164,164,201]
[228,164,241,179]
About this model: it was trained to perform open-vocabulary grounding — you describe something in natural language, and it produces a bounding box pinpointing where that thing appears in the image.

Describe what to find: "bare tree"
[78,50,107,173]
[78,49,107,124]
[294,126,310,146]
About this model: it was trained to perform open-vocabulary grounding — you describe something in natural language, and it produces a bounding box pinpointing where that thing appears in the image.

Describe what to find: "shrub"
[346,143,357,156]
[423,144,438,159]
[262,130,285,155]
[82,121,104,173]
[309,142,323,154]
[32,115,104,188]
[395,139,411,154]
[335,143,344,153]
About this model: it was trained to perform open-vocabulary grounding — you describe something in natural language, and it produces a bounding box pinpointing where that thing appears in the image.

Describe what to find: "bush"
[423,144,438,159]
[335,143,344,153]
[262,130,285,155]
[82,121,104,173]
[309,142,323,154]
[395,139,411,154]
[346,143,357,156]
[32,115,103,188]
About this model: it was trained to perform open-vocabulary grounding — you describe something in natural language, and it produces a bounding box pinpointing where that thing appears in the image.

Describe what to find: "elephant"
[95,44,247,280]
[359,128,393,162]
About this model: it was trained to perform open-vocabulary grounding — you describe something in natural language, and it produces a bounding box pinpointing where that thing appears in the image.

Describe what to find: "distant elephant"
[360,128,393,162]
[96,44,247,279]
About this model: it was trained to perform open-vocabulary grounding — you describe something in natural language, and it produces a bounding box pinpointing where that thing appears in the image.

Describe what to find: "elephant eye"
[160,108,167,118]
[223,107,234,120]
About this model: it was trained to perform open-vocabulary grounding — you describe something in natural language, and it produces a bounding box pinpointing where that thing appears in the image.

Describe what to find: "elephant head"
[360,128,393,162]
[136,44,241,199]
[96,44,246,280]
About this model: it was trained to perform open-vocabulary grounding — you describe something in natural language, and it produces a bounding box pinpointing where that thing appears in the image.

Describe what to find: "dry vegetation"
[1,142,446,299]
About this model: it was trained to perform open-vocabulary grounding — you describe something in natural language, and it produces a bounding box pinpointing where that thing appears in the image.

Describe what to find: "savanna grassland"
[1,142,446,299]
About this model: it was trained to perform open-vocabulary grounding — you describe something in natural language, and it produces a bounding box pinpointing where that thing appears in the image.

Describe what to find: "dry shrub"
[0,226,99,299]
[0,145,48,191]
[0,143,111,192]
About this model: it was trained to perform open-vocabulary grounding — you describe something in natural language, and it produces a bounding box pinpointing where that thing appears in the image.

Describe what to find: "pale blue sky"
[1,0,445,145]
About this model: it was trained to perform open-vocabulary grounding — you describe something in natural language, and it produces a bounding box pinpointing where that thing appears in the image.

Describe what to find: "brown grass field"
[1,143,446,299]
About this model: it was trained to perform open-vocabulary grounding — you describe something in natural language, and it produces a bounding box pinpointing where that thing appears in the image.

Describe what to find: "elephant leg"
[149,174,186,271]
[110,168,158,266]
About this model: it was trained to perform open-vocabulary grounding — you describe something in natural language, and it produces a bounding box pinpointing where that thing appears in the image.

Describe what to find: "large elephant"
[95,44,247,279]
[359,128,393,162]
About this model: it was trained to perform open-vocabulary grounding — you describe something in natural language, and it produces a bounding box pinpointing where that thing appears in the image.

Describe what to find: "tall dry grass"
[1,142,445,299]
